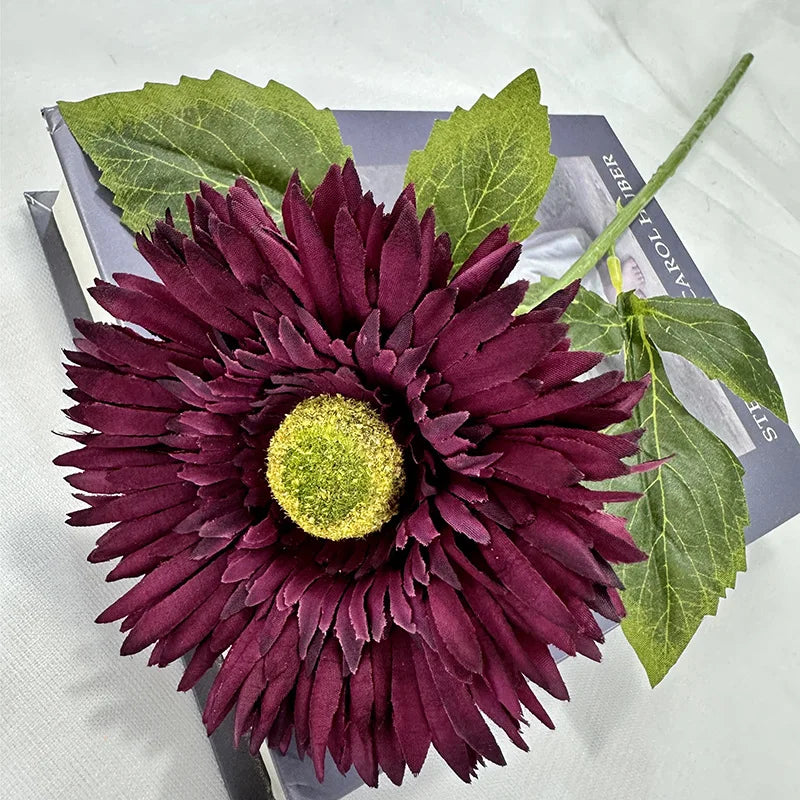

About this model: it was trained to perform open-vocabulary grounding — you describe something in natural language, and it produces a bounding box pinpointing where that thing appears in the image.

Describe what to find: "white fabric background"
[1,2,799,798]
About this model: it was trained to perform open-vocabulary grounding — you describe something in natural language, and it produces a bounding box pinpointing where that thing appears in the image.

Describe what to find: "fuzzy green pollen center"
[266,395,405,541]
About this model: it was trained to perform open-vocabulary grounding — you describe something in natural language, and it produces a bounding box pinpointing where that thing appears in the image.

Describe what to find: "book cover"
[29,106,800,800]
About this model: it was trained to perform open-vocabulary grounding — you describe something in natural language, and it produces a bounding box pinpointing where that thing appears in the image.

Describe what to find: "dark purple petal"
[285,180,343,335]
[96,549,204,624]
[391,631,430,775]
[89,281,213,355]
[444,322,566,401]
[450,236,521,308]
[378,201,422,328]
[410,640,477,782]
[428,281,528,372]
[309,637,343,779]
[427,579,482,674]
[433,493,490,545]
[311,164,347,246]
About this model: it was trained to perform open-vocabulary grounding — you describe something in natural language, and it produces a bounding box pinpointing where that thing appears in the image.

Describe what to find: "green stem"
[527,53,753,307]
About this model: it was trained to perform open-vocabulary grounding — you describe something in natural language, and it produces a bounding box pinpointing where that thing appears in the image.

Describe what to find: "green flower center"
[266,395,405,541]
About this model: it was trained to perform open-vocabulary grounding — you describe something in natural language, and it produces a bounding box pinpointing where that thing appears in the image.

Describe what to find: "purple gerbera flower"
[59,160,649,785]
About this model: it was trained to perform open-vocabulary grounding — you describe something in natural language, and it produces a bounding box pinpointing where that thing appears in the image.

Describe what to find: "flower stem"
[527,53,753,306]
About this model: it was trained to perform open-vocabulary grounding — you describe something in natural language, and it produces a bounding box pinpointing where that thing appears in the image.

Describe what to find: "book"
[29,106,800,800]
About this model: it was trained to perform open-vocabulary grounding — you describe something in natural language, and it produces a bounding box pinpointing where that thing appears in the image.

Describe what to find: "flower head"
[59,160,649,785]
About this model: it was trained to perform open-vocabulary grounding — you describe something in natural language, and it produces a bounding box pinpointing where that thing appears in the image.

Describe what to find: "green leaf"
[516,277,624,355]
[405,70,556,269]
[610,295,748,686]
[59,71,352,232]
[628,294,787,422]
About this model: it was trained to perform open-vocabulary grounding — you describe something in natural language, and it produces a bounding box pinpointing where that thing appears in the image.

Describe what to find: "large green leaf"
[405,70,556,269]
[59,71,352,232]
[610,295,748,686]
[630,294,787,421]
[516,278,624,355]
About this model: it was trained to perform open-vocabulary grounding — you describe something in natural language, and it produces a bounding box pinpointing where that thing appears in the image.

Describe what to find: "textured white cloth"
[1,2,799,799]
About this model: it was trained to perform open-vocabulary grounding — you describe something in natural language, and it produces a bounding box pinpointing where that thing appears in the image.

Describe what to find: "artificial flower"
[59,160,649,785]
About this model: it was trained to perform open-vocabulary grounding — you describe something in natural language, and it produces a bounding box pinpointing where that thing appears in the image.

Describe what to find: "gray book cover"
[28,106,800,800]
